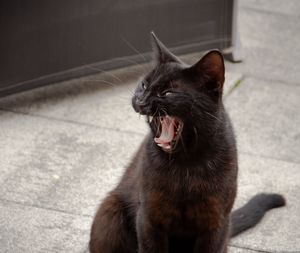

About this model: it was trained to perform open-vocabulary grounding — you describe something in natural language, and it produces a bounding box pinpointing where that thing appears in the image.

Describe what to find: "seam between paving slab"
[1,102,298,161]
[0,107,145,137]
[3,198,279,253]
[1,153,296,223]
[0,197,93,218]
[0,193,287,253]
[236,74,300,87]
[240,151,300,166]
[241,5,300,19]
[229,243,273,253]
[1,103,299,165]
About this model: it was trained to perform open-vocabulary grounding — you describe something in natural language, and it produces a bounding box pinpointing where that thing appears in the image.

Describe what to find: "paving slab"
[231,153,300,252]
[225,77,300,163]
[0,66,296,252]
[1,109,298,252]
[0,200,91,253]
[240,0,300,16]
[229,246,260,253]
[0,67,149,135]
[0,110,142,217]
[226,2,300,85]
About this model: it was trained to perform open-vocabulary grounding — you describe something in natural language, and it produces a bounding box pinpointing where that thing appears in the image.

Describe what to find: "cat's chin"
[147,115,183,153]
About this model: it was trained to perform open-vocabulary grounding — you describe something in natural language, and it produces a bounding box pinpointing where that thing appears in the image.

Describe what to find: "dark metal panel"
[0,0,233,97]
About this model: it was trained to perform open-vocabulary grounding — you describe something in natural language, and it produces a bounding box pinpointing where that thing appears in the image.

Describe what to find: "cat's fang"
[149,116,153,123]
[164,145,171,150]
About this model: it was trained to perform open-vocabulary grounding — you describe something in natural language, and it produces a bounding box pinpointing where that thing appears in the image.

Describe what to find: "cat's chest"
[154,166,215,195]
[146,190,223,232]
[145,167,224,231]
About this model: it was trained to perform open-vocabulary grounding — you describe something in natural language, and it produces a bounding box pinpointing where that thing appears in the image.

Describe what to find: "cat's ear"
[192,50,225,91]
[150,32,179,65]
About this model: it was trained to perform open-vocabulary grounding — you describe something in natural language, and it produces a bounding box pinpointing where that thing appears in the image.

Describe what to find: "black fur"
[89,33,285,253]
[231,193,286,237]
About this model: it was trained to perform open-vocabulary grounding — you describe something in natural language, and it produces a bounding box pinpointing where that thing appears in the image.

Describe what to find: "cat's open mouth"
[148,115,183,152]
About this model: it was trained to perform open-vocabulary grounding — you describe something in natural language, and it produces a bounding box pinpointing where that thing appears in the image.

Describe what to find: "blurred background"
[0,0,299,252]
[0,0,238,96]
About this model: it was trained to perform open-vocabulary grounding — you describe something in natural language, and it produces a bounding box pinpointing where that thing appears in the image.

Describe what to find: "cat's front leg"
[136,207,168,253]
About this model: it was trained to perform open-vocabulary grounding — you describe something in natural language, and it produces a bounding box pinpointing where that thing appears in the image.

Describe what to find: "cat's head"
[132,32,225,154]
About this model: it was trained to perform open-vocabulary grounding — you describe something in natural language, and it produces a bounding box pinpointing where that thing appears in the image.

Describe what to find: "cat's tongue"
[154,116,175,144]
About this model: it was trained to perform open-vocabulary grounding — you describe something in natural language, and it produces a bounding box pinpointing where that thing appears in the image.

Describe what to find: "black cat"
[89,33,285,253]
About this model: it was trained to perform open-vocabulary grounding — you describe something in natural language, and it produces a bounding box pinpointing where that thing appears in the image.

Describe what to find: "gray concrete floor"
[0,0,300,252]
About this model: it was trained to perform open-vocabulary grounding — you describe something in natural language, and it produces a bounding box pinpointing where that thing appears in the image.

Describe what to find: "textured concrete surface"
[226,0,300,86]
[225,77,300,163]
[229,247,257,253]
[0,201,90,252]
[0,0,300,252]
[0,112,141,216]
[231,154,300,252]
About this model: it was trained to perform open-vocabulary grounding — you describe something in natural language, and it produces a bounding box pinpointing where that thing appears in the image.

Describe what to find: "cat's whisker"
[204,111,222,123]
[179,134,188,158]
[161,108,168,117]
[153,107,159,118]
[155,111,161,132]
[170,80,175,92]
[86,79,135,96]
[121,37,149,64]
[83,64,123,84]
[118,58,150,74]
[150,108,160,135]
[86,79,118,87]
[193,127,199,146]
[185,167,190,190]
[84,79,134,100]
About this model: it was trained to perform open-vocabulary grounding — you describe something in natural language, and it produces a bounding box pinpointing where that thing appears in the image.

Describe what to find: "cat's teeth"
[149,116,153,123]
[157,143,163,147]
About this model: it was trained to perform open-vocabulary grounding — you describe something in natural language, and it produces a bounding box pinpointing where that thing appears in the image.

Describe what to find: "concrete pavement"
[0,0,299,252]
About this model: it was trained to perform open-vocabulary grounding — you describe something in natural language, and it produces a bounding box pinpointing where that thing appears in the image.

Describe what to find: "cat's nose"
[136,99,149,111]
[136,97,147,106]
[132,96,148,114]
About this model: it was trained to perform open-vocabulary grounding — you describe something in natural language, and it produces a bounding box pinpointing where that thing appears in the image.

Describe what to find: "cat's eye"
[158,91,172,97]
[141,81,147,90]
